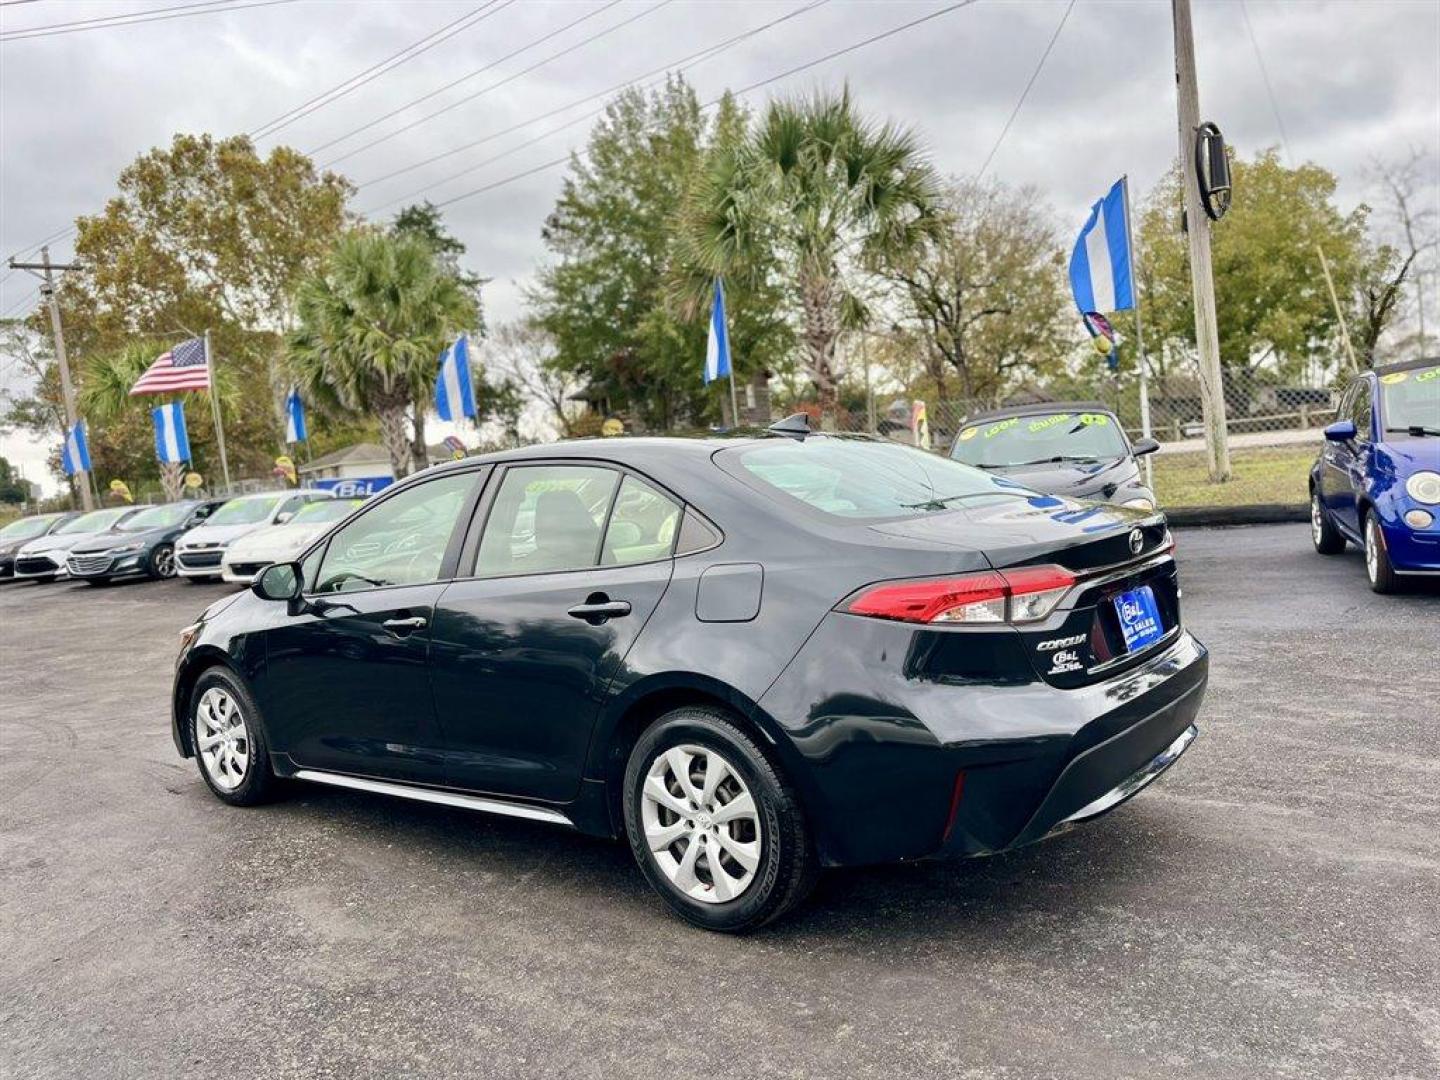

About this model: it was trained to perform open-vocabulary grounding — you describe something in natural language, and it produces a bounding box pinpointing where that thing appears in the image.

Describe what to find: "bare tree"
[886,178,1071,405]
[1370,148,1439,356]
[485,322,583,439]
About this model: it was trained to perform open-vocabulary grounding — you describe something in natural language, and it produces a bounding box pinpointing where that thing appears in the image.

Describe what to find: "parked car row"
[0,489,363,588]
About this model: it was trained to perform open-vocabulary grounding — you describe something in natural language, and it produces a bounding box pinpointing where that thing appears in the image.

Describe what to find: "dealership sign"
[312,476,394,498]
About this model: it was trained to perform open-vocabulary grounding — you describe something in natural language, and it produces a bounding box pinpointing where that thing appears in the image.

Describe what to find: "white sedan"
[220,498,364,584]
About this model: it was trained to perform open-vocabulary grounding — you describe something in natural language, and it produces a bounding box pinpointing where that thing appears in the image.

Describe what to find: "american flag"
[129,336,211,395]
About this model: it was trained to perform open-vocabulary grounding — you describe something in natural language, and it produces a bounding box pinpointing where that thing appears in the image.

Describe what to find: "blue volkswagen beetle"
[1310,358,1440,592]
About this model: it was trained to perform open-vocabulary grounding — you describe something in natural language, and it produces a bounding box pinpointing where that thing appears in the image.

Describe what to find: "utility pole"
[1172,0,1231,482]
[8,246,93,509]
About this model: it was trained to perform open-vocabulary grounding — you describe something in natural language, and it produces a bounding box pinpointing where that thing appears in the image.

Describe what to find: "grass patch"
[1153,445,1314,508]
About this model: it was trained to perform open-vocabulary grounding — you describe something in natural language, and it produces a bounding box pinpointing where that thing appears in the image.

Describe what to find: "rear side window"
[602,476,681,565]
[725,438,1016,521]
[475,465,619,576]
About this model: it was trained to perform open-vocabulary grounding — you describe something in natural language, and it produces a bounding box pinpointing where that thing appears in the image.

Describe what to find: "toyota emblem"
[1128,528,1144,555]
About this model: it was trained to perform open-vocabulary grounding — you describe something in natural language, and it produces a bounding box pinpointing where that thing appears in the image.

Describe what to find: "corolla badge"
[1128,528,1144,555]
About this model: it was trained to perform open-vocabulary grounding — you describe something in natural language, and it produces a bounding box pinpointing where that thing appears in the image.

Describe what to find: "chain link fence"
[831,366,1338,509]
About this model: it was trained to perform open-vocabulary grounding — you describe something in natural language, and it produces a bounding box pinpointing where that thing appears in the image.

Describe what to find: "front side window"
[727,437,1027,521]
[950,411,1129,468]
[1351,381,1374,440]
[602,475,682,565]
[475,465,619,576]
[313,472,475,593]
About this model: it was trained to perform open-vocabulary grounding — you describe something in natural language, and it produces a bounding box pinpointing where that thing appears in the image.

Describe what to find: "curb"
[1165,503,1310,527]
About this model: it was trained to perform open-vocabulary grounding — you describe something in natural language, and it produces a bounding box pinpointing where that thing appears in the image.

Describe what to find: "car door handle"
[382,616,428,633]
[567,598,631,623]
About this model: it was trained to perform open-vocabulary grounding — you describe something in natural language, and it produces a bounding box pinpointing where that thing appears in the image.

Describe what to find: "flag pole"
[204,329,232,492]
[1121,175,1154,490]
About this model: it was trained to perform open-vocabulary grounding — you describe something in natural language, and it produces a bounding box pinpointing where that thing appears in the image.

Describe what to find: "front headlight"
[177,621,202,659]
[109,543,144,555]
[1122,497,1156,511]
[1405,471,1440,504]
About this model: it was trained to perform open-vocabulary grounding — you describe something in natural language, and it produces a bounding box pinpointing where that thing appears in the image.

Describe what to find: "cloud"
[3,0,1437,491]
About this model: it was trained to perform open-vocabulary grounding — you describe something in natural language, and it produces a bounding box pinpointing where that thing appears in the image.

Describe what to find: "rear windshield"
[207,495,283,525]
[118,504,191,530]
[1379,365,1438,432]
[951,411,1129,468]
[727,437,1029,521]
[0,515,60,541]
[55,508,130,534]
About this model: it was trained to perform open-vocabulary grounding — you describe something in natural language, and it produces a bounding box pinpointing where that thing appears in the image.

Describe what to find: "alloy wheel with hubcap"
[195,686,249,791]
[1364,515,1400,593]
[641,744,762,904]
[1311,490,1345,555]
[151,544,176,579]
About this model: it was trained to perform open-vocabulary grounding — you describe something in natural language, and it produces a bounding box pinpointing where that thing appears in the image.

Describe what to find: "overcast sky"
[2,0,1437,490]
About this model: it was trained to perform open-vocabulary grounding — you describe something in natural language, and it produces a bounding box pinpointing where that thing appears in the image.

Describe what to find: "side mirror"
[1131,437,1160,457]
[274,511,294,524]
[1323,420,1357,442]
[252,561,301,603]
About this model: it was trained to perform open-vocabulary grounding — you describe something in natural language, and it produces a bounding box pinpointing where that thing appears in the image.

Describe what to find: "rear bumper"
[760,621,1209,868]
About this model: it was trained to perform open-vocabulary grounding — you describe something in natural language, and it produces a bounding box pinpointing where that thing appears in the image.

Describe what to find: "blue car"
[1310,358,1440,592]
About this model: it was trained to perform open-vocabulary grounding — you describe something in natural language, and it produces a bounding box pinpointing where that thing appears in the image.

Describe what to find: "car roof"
[1373,356,1438,376]
[957,401,1117,425]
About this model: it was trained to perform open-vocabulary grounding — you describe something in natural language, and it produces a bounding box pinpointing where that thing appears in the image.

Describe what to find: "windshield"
[55,508,130,534]
[0,515,60,541]
[951,411,1130,467]
[119,504,191,530]
[1379,364,1439,432]
[728,437,1029,520]
[206,495,284,526]
[291,499,357,524]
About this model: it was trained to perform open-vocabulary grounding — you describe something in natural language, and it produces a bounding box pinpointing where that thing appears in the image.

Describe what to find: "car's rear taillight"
[843,565,1077,626]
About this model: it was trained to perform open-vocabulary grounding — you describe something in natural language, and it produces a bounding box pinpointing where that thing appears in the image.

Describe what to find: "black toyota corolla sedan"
[950,402,1161,511]
[172,425,1207,931]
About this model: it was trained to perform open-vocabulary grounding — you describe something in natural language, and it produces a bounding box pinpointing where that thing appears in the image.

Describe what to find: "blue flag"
[285,388,307,444]
[1069,178,1135,316]
[435,333,476,421]
[704,279,731,385]
[152,401,191,464]
[61,420,91,476]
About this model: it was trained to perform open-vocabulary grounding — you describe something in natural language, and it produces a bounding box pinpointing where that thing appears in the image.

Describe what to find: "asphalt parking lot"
[1,523,1436,1080]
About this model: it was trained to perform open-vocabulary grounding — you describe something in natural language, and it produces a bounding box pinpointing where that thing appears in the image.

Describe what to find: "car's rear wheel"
[1311,489,1345,554]
[148,543,176,580]
[1363,513,1401,594]
[189,668,277,806]
[623,706,816,932]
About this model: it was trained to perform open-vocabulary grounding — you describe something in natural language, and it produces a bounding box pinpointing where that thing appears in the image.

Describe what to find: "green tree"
[286,229,478,479]
[57,133,352,458]
[887,178,1071,404]
[1137,149,1381,386]
[0,456,28,505]
[682,86,943,421]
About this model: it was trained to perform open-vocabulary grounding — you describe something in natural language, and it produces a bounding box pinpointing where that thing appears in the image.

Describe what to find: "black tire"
[1363,512,1402,594]
[184,575,216,584]
[1310,488,1345,555]
[147,543,176,580]
[623,706,817,933]
[188,667,278,806]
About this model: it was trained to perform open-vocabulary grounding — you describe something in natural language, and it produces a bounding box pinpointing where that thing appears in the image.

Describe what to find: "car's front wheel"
[1311,489,1345,554]
[623,706,816,932]
[189,668,277,806]
[148,543,176,580]
[1363,513,1401,594]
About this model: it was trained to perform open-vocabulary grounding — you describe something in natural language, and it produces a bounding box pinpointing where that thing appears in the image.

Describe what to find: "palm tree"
[680,88,942,423]
[287,229,477,479]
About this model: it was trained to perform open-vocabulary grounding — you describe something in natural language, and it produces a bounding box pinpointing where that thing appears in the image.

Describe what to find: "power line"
[428,0,981,213]
[318,0,671,168]
[974,0,1074,181]
[1240,0,1291,161]
[0,0,297,42]
[1,285,41,320]
[3,0,232,35]
[358,0,831,197]
[250,1,513,141]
